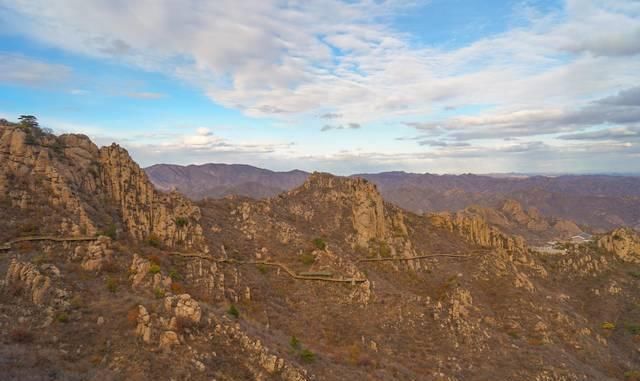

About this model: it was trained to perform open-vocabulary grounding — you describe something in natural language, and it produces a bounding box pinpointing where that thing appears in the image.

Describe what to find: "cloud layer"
[1,0,639,173]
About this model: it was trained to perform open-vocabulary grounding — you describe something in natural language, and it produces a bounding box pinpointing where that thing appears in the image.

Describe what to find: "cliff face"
[598,228,640,263]
[0,124,203,248]
[290,173,387,246]
[98,144,204,248]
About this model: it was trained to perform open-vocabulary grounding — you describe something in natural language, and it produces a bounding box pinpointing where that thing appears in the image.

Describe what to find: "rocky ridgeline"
[428,210,527,253]
[499,199,582,237]
[0,124,204,248]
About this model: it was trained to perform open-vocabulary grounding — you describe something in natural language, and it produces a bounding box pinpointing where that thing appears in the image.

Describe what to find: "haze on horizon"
[1,0,639,175]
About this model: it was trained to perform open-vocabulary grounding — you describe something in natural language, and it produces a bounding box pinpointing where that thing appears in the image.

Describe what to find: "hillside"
[1,122,640,380]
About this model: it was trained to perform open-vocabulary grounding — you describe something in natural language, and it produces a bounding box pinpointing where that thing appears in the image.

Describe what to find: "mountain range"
[146,163,640,232]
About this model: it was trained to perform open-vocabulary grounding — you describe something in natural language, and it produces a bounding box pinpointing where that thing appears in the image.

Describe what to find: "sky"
[0,0,639,174]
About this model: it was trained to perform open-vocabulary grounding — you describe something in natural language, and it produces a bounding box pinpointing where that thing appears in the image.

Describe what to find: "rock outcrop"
[135,305,153,343]
[0,124,204,248]
[4,259,69,309]
[75,236,114,271]
[164,294,202,325]
[99,144,204,248]
[428,211,526,252]
[291,173,387,246]
[598,228,640,263]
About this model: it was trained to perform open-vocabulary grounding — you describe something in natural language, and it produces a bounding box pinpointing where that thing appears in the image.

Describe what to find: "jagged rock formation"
[446,200,583,245]
[99,144,204,248]
[165,294,202,325]
[3,259,71,330]
[290,173,386,246]
[598,228,640,263]
[428,210,527,252]
[0,123,204,248]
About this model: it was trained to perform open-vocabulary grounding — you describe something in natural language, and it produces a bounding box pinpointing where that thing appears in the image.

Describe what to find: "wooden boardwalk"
[169,252,367,283]
[0,234,474,285]
[0,235,99,251]
[169,250,475,284]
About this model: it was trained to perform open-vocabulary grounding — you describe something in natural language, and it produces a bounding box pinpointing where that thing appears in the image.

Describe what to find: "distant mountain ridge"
[145,163,640,231]
[145,163,309,200]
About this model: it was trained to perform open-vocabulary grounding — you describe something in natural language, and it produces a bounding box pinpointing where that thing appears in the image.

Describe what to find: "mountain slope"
[1,124,639,380]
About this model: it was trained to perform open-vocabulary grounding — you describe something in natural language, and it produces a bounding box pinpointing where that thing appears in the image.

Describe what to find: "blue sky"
[1,0,639,174]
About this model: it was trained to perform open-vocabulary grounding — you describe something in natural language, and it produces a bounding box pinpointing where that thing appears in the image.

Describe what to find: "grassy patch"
[625,370,640,381]
[256,264,268,274]
[105,276,118,293]
[227,304,239,319]
[290,335,301,351]
[300,251,316,265]
[601,322,616,330]
[146,234,161,248]
[149,264,161,275]
[98,224,117,240]
[625,323,640,335]
[312,238,326,251]
[174,217,189,228]
[56,312,69,323]
[300,349,316,363]
[154,287,166,299]
[168,268,182,280]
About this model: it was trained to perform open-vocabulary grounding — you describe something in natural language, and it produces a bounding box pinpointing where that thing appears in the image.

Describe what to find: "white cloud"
[196,127,212,136]
[125,91,165,99]
[0,53,72,86]
[2,0,638,126]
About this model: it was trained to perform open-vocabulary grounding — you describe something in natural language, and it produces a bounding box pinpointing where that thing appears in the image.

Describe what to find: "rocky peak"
[0,123,204,249]
[292,172,386,245]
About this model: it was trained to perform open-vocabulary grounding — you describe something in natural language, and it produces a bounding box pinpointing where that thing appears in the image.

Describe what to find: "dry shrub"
[19,222,38,234]
[126,306,139,327]
[170,282,184,294]
[101,260,120,273]
[8,282,24,297]
[17,242,34,253]
[175,316,199,333]
[9,327,34,343]
[148,254,161,265]
[185,286,208,301]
